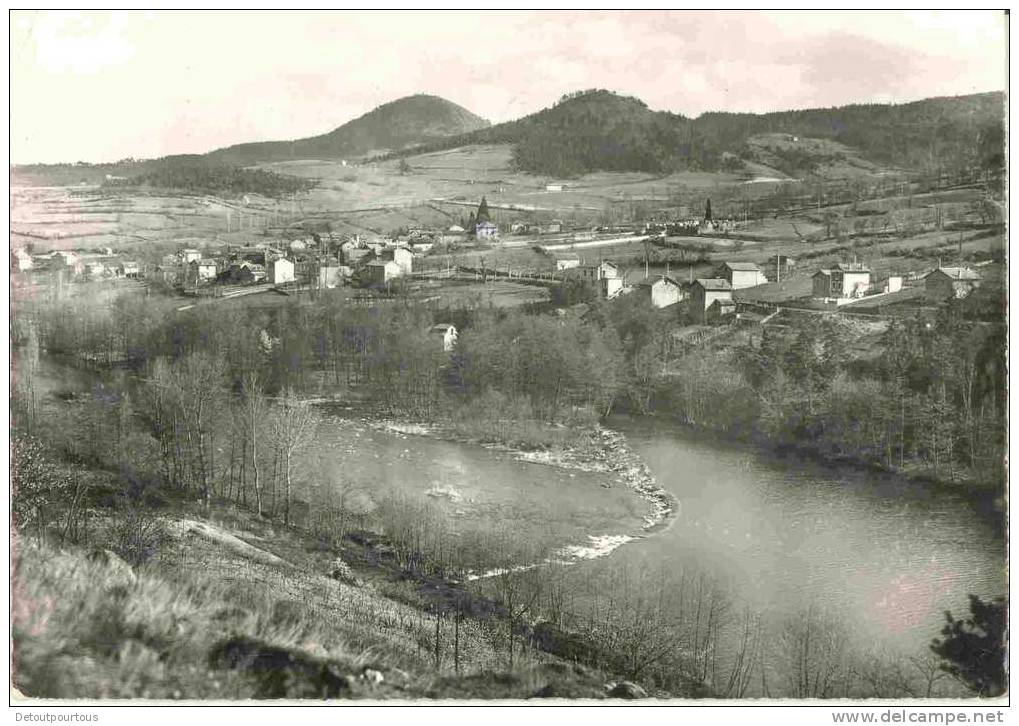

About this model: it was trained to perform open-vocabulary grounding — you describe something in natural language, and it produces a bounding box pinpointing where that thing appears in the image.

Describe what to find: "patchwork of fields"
[11,140,1001,324]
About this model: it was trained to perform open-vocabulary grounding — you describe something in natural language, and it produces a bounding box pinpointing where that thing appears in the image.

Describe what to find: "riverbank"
[352,411,679,535]
[630,406,1005,524]
[309,398,678,561]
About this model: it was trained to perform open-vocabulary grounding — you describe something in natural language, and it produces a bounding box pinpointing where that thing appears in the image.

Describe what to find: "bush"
[11,433,75,537]
[106,506,169,567]
[447,389,596,451]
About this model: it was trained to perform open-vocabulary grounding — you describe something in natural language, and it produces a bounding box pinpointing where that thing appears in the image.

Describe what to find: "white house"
[366,260,402,285]
[264,257,293,283]
[570,260,622,283]
[555,255,581,271]
[11,249,33,271]
[117,261,140,278]
[189,258,218,283]
[639,276,684,308]
[269,258,295,284]
[812,263,871,300]
[690,278,733,321]
[382,246,413,275]
[882,275,904,294]
[475,221,498,240]
[719,262,768,289]
[430,323,458,352]
[602,277,625,299]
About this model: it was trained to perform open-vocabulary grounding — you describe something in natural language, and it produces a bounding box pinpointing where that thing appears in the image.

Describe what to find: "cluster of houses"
[391,218,629,246]
[644,217,745,237]
[10,246,141,280]
[148,233,426,291]
[553,255,984,323]
[510,220,564,236]
[154,246,297,288]
[810,261,983,304]
[554,258,774,323]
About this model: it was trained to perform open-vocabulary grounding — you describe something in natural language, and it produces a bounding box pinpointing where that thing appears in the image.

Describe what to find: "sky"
[9,10,1008,165]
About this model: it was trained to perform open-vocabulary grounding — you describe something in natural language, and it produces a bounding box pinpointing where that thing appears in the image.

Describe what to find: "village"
[11,193,993,336]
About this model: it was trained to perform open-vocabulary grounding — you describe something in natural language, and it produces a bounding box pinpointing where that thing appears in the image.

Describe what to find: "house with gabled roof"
[636,275,684,309]
[719,261,767,289]
[365,259,402,286]
[812,262,871,300]
[690,278,733,321]
[924,267,982,301]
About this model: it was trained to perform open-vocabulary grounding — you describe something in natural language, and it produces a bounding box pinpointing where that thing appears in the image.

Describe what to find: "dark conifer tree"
[931,595,1006,696]
[476,197,491,224]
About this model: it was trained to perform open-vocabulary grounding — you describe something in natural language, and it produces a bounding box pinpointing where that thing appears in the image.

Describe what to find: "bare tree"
[910,652,950,698]
[241,372,267,516]
[780,605,852,698]
[720,609,763,698]
[174,353,227,507]
[271,387,315,526]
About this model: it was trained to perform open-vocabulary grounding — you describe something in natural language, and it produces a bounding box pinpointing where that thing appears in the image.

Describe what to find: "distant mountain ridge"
[10,94,491,190]
[389,89,1006,178]
[10,90,1004,191]
[206,94,490,165]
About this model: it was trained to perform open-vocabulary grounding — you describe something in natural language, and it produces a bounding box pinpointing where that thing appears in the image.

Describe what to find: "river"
[306,406,1004,692]
[31,356,1005,694]
[599,414,1005,692]
[305,405,1004,694]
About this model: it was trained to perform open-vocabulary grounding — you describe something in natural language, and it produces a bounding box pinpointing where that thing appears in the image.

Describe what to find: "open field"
[745,132,888,180]
[10,143,1001,304]
[414,279,551,308]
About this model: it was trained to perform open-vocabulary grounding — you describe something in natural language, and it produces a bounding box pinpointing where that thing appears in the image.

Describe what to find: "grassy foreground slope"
[12,498,638,700]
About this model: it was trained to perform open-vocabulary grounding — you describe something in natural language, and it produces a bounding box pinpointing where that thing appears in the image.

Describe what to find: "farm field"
[414,279,551,308]
[10,141,1001,300]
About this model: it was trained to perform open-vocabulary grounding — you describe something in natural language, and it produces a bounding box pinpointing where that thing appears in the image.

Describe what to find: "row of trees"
[655,309,1006,488]
[105,157,316,198]
[21,286,645,446]
[464,553,1001,698]
[19,257,1006,491]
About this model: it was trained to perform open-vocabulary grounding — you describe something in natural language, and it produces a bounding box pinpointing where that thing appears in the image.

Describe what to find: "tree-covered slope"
[394,89,1005,178]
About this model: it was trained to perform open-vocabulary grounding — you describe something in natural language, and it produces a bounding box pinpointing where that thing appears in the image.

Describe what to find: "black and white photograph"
[7,8,1009,716]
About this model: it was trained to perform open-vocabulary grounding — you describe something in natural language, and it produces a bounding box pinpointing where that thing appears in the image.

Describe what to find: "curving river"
[303,406,1004,694]
[603,414,1005,659]
[32,357,1006,693]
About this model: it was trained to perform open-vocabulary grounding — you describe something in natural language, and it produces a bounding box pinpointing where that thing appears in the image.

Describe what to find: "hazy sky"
[10,10,1008,164]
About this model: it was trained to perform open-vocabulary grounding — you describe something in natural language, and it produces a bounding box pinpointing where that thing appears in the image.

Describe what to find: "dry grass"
[12,502,618,701]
